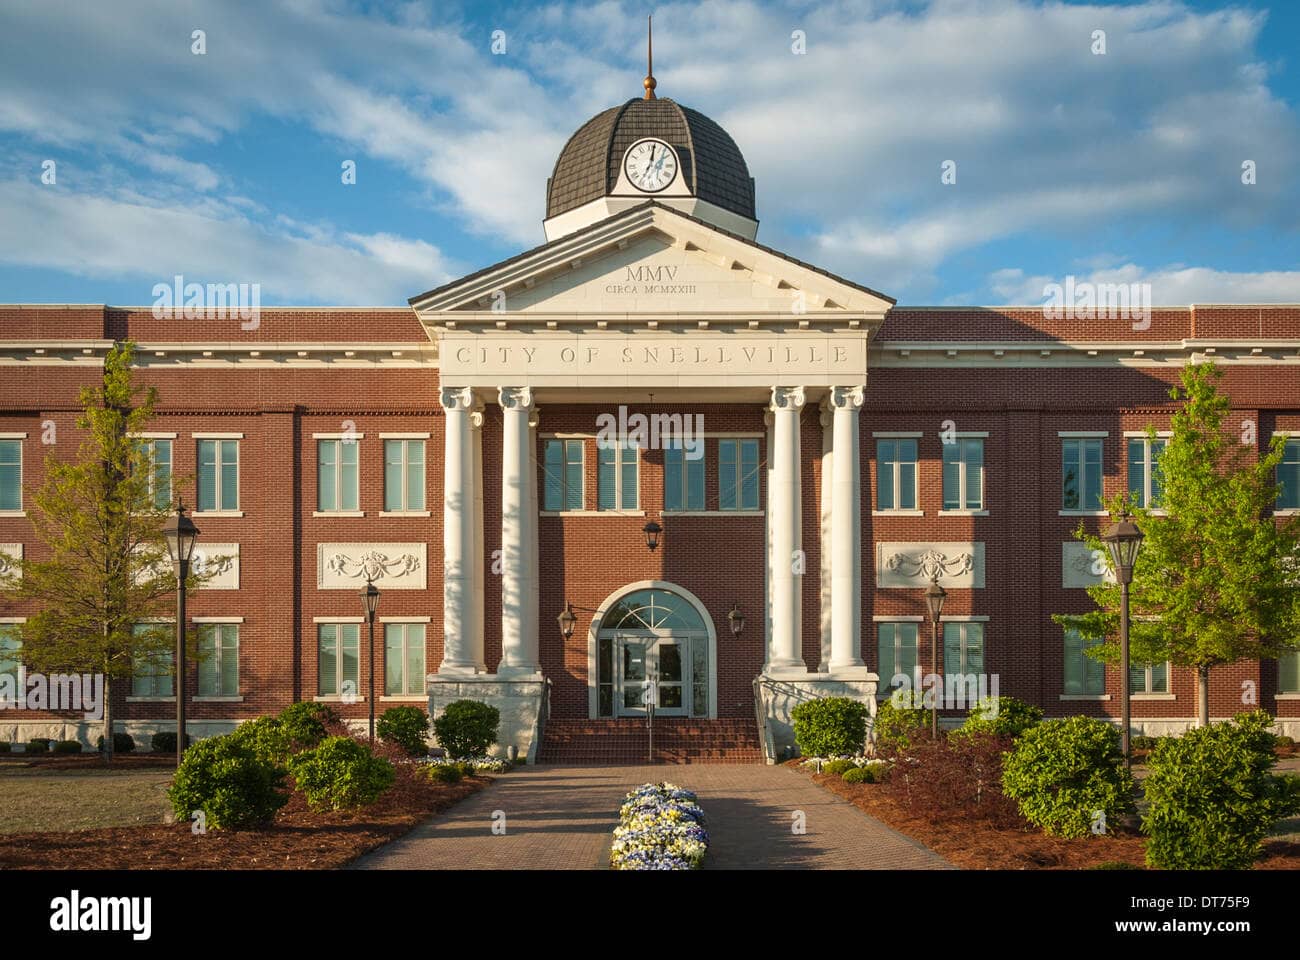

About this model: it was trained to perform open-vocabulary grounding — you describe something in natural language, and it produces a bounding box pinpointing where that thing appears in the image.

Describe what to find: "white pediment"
[409,203,893,320]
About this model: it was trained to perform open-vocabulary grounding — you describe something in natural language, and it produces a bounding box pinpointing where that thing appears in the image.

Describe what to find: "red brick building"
[2,88,1298,760]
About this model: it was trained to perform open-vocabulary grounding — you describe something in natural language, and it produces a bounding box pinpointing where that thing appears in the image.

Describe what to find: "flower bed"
[610,782,708,870]
[423,756,513,773]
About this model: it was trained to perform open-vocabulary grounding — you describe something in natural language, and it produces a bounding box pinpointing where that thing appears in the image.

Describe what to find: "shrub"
[0,741,10,753]
[167,735,289,829]
[432,700,500,760]
[425,762,462,784]
[287,736,395,811]
[1131,735,1157,751]
[52,740,82,754]
[956,696,1043,740]
[872,695,929,754]
[150,732,194,753]
[275,702,338,752]
[1001,716,1135,838]
[1091,861,1142,870]
[842,766,874,784]
[1143,711,1300,870]
[791,697,869,758]
[821,759,856,777]
[95,732,135,754]
[885,732,1021,826]
[229,717,295,764]
[377,706,430,757]
[1275,735,1295,749]
[27,737,51,754]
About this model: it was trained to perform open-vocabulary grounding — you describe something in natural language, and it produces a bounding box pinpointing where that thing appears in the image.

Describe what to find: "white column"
[528,404,541,671]
[767,386,807,676]
[818,397,834,673]
[499,386,540,676]
[829,385,867,674]
[439,386,479,675]
[470,401,486,672]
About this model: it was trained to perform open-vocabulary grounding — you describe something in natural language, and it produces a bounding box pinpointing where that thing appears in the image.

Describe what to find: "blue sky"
[1,0,1297,307]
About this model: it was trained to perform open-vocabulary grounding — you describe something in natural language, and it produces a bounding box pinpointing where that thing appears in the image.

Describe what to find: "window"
[197,623,239,697]
[1127,436,1166,508]
[133,439,173,510]
[384,623,426,696]
[1129,661,1169,695]
[597,441,639,510]
[1062,438,1103,511]
[131,623,174,698]
[1277,438,1300,510]
[719,438,759,511]
[942,438,984,510]
[1063,628,1105,695]
[543,439,584,511]
[384,439,425,512]
[317,439,359,512]
[1280,650,1300,694]
[0,440,20,512]
[197,439,239,512]
[0,625,20,705]
[877,622,919,687]
[664,441,704,511]
[877,438,918,511]
[943,622,985,675]
[318,623,360,698]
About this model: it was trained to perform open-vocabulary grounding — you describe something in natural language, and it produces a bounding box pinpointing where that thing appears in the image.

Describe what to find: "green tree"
[0,341,209,759]
[1056,362,1300,727]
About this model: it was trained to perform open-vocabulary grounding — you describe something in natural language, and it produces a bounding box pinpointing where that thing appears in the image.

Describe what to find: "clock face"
[624,138,679,193]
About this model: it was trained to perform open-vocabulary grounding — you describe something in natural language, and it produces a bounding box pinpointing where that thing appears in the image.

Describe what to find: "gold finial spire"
[643,14,656,99]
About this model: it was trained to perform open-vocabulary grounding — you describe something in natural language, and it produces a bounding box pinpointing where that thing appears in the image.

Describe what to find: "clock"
[623,138,679,193]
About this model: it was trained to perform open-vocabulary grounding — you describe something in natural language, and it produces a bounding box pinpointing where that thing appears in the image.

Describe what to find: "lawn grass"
[0,766,173,834]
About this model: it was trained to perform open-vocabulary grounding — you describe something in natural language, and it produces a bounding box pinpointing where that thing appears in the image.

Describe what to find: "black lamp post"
[360,577,381,742]
[924,574,947,741]
[727,603,745,637]
[162,501,200,768]
[1102,512,1144,769]
[642,520,662,552]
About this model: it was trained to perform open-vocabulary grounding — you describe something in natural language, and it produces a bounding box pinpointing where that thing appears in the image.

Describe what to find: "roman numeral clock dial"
[624,138,678,192]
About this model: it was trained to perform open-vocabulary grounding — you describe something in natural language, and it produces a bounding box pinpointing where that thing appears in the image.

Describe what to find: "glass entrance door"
[617,635,689,717]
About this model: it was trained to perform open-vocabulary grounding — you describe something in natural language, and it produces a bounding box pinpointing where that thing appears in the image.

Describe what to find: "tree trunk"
[102,674,114,762]
[1197,665,1210,728]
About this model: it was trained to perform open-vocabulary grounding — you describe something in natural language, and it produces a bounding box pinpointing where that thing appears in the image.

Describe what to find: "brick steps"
[538,718,763,764]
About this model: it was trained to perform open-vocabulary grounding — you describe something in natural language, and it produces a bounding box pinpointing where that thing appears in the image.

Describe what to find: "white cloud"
[988,263,1300,305]
[0,180,458,304]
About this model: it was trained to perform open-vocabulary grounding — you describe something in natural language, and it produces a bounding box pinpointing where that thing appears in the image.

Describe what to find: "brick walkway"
[353,764,952,870]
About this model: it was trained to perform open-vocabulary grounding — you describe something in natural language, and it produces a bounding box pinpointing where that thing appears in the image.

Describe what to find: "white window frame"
[135,437,173,510]
[195,436,242,515]
[0,618,24,707]
[382,438,426,515]
[1278,648,1300,696]
[315,621,362,701]
[1061,627,1108,699]
[717,437,760,512]
[196,621,240,699]
[1125,431,1171,512]
[662,439,705,513]
[941,433,987,514]
[314,437,362,516]
[876,620,920,696]
[874,433,921,514]
[382,620,427,698]
[0,433,26,515]
[541,437,586,513]
[1274,433,1299,514]
[128,621,175,701]
[1130,660,1172,697]
[942,620,986,675]
[596,440,640,511]
[1059,432,1107,515]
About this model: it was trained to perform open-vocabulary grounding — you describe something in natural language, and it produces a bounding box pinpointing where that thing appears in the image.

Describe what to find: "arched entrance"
[587,581,717,719]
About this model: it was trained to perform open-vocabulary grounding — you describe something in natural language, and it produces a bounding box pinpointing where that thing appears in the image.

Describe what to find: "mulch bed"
[802,764,1300,870]
[0,769,490,870]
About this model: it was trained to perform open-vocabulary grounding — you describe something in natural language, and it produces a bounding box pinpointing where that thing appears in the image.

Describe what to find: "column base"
[754,672,879,764]
[764,660,810,679]
[428,674,547,762]
[827,661,872,679]
[435,661,482,677]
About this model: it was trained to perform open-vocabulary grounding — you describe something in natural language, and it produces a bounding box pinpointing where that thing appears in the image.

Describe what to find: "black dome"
[545,97,756,221]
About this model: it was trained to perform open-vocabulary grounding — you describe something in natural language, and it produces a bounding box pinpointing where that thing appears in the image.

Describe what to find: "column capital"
[829,385,866,410]
[769,386,807,412]
[439,386,476,412]
[498,386,536,411]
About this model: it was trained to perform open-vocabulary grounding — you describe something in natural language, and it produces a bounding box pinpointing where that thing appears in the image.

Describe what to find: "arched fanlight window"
[600,588,706,631]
